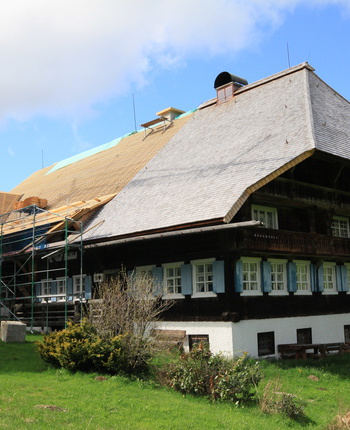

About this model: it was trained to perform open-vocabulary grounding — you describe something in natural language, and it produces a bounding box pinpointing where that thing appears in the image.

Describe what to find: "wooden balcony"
[237,228,350,258]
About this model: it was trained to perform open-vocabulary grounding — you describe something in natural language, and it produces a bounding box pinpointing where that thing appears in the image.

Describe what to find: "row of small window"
[37,275,91,301]
[236,258,350,295]
[135,259,224,298]
[258,326,350,356]
[252,204,350,238]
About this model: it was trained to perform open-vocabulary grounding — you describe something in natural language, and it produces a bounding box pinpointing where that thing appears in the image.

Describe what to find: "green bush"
[162,343,262,404]
[36,320,128,374]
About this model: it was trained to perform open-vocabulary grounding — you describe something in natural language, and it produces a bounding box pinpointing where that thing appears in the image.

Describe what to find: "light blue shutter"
[51,280,57,302]
[67,278,73,301]
[181,264,192,295]
[287,262,297,292]
[35,282,41,303]
[310,264,317,292]
[152,267,163,296]
[234,260,243,293]
[213,260,225,293]
[317,265,324,292]
[261,261,271,293]
[341,265,349,292]
[85,276,92,299]
[336,265,348,292]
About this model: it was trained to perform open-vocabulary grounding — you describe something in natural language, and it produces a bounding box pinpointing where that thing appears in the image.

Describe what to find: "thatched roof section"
[84,63,350,241]
[10,113,193,210]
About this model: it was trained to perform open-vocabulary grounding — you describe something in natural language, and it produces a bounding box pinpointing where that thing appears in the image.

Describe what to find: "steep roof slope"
[86,63,323,241]
[10,113,193,210]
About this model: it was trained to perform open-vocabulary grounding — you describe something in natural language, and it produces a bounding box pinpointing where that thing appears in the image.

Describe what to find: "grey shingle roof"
[85,63,350,241]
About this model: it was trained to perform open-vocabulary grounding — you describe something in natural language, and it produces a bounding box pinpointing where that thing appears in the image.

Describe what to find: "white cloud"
[0,0,348,123]
[7,147,15,156]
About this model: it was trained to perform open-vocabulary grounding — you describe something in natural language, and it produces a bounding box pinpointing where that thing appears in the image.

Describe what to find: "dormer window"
[251,205,278,229]
[332,216,350,238]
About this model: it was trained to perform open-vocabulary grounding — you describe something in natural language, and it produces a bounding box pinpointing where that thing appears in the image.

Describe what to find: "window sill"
[269,291,289,296]
[163,294,185,300]
[294,291,312,295]
[191,292,217,298]
[322,290,338,295]
[241,291,263,296]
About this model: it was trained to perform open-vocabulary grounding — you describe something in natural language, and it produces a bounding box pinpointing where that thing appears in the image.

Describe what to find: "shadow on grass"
[0,337,48,373]
[265,353,350,380]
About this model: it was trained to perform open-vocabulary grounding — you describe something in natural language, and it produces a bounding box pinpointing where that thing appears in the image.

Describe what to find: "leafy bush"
[162,343,261,404]
[36,320,129,374]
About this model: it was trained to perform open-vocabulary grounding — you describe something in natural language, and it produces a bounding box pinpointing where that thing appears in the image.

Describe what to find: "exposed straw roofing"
[10,113,193,211]
[85,63,350,241]
[0,193,22,219]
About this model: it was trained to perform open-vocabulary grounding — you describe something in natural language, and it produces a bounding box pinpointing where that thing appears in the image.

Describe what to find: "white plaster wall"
[155,321,234,355]
[233,313,350,357]
[158,313,350,357]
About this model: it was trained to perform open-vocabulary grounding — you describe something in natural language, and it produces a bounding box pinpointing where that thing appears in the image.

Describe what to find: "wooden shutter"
[213,260,225,293]
[234,260,243,293]
[152,267,163,296]
[287,262,297,292]
[261,261,271,293]
[85,276,92,299]
[181,264,192,295]
[317,265,324,292]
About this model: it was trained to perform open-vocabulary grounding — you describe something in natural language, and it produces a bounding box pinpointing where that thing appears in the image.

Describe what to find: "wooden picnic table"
[278,342,349,359]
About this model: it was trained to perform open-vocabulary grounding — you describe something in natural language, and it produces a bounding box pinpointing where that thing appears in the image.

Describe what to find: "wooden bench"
[278,342,349,360]
[152,329,186,349]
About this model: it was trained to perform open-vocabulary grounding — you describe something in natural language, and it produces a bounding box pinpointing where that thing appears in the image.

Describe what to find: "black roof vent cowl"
[214,72,248,89]
[214,72,248,103]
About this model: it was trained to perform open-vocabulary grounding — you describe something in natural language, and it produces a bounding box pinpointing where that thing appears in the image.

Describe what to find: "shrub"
[162,343,262,404]
[36,320,128,374]
[260,379,308,422]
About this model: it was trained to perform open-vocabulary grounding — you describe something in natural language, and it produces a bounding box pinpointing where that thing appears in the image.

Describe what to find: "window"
[135,265,154,279]
[73,275,86,296]
[297,328,312,344]
[56,277,66,300]
[192,259,214,296]
[41,278,52,296]
[332,216,350,238]
[252,205,278,229]
[344,325,350,343]
[163,263,183,298]
[242,258,261,294]
[323,262,336,294]
[269,259,287,294]
[258,332,275,356]
[189,334,209,350]
[295,260,311,294]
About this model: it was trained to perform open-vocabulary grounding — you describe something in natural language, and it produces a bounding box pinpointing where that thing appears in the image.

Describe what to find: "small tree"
[87,269,174,372]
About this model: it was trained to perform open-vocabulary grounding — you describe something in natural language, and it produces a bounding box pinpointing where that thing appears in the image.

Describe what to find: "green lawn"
[0,334,349,429]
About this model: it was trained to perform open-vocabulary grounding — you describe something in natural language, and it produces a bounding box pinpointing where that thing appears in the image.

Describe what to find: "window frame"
[73,274,86,296]
[268,258,288,295]
[56,277,66,301]
[163,262,184,299]
[41,278,52,298]
[191,258,216,298]
[294,260,312,295]
[257,331,275,356]
[241,257,262,296]
[331,215,350,238]
[322,262,337,294]
[251,204,278,229]
[344,325,350,343]
[297,328,312,344]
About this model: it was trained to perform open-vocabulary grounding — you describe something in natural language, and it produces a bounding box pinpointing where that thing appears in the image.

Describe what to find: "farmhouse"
[1,62,350,357]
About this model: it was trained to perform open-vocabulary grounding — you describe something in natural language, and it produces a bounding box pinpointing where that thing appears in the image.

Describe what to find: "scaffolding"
[0,205,84,331]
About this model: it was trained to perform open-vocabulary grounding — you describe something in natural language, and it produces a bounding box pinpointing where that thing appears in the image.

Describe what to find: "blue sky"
[1,0,350,192]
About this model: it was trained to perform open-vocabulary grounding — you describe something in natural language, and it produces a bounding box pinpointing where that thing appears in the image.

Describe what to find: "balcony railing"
[238,228,350,258]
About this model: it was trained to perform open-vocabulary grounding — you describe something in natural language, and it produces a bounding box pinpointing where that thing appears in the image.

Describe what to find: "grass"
[1,334,350,429]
